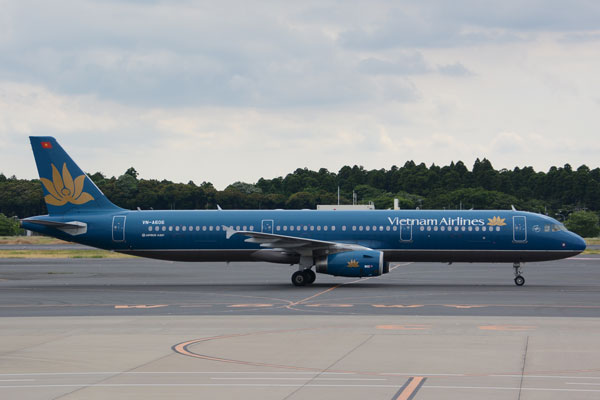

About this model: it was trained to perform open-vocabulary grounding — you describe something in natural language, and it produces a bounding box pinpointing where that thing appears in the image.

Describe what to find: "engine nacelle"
[315,250,386,277]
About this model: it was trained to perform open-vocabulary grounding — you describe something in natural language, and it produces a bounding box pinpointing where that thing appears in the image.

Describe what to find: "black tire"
[305,269,316,284]
[514,275,525,286]
[292,271,306,286]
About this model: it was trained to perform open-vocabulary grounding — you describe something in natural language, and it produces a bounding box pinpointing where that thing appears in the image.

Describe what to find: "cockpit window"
[552,223,566,232]
[544,225,550,232]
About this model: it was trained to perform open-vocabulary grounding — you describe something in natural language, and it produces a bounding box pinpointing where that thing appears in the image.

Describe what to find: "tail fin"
[29,136,122,215]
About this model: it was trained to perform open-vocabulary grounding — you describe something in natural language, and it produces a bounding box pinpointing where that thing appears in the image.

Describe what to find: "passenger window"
[324,226,328,231]
[283,226,288,231]
[209,226,213,231]
[216,226,220,231]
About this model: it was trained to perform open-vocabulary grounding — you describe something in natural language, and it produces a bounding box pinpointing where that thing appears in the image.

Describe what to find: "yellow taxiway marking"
[376,325,431,330]
[394,376,427,400]
[479,325,536,331]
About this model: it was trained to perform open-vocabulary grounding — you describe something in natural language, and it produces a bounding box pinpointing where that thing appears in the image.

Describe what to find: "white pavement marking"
[2,383,600,392]
[210,377,387,381]
[566,382,600,385]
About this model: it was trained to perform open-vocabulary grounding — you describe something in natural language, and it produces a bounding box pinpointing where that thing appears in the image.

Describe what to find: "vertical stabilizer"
[29,137,122,215]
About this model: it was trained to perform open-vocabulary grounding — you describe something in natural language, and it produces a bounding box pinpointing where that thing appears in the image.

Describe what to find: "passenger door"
[112,215,126,242]
[513,216,527,243]
[400,224,412,242]
[261,219,274,234]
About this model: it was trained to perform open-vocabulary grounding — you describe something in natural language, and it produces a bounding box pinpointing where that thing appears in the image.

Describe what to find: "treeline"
[1,159,600,220]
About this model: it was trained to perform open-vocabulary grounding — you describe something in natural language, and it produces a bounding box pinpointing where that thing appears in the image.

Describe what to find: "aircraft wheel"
[305,269,316,284]
[514,275,525,286]
[292,271,307,286]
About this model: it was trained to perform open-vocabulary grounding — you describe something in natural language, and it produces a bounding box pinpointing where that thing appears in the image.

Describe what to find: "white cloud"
[1,1,600,190]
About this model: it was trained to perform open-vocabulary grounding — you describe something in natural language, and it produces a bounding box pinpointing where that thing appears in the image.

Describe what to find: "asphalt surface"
[1,255,600,317]
[2,255,600,400]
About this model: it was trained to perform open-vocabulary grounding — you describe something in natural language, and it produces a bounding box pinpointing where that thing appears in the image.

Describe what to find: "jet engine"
[315,250,388,277]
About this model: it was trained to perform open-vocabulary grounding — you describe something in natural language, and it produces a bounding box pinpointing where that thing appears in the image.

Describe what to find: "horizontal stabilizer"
[21,219,87,236]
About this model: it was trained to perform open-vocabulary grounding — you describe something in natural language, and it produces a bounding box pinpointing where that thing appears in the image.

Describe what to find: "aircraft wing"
[224,226,369,253]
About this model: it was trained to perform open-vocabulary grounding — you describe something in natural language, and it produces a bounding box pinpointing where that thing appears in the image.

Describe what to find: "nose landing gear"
[513,262,525,286]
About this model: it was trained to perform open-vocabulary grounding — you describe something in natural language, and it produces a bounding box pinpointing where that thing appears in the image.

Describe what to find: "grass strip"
[0,250,133,259]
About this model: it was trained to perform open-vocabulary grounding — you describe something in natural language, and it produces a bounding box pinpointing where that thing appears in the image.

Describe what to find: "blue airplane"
[21,137,586,286]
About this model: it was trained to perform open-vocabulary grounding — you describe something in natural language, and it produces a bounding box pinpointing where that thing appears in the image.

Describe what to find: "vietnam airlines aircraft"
[21,137,586,286]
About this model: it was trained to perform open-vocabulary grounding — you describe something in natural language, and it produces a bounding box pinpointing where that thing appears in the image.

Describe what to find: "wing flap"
[224,225,369,253]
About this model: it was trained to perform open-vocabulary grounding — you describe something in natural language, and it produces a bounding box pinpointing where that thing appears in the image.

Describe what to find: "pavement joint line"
[281,333,376,400]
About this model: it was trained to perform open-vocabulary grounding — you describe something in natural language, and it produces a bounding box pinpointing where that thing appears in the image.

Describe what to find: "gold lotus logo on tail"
[347,259,360,268]
[41,163,94,206]
[487,216,507,226]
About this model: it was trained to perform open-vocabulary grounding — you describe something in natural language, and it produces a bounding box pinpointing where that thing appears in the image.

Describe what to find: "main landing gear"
[513,262,525,286]
[291,269,316,286]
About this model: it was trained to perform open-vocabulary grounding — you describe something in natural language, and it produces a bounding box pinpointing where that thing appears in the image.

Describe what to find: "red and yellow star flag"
[41,141,52,149]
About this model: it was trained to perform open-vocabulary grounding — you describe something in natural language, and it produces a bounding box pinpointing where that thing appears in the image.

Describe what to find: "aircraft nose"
[567,233,586,252]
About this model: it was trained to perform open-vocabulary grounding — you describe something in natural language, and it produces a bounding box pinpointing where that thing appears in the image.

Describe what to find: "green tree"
[286,192,316,209]
[565,211,600,237]
[0,213,22,235]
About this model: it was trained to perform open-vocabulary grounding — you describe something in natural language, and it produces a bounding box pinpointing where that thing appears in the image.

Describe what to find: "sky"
[1,0,600,189]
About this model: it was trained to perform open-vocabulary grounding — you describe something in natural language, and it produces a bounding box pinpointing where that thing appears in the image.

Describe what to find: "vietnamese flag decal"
[41,141,52,149]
